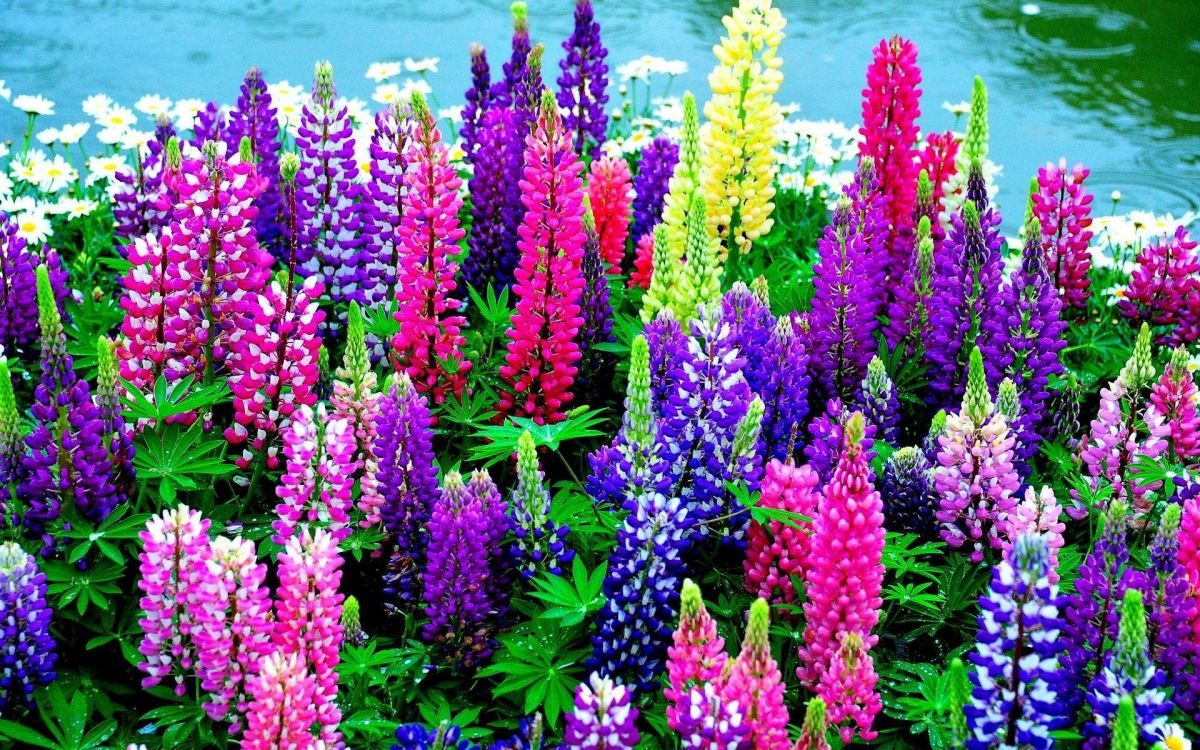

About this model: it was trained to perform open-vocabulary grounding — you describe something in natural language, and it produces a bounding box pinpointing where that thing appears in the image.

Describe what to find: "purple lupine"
[226,67,284,255]
[393,722,480,750]
[803,398,877,485]
[980,216,1066,464]
[1138,505,1194,711]
[190,101,225,146]
[421,472,496,671]
[460,43,492,163]
[467,469,512,624]
[858,356,900,446]
[1062,500,1135,718]
[809,200,879,403]
[0,215,67,360]
[926,166,1005,409]
[509,43,545,139]
[562,672,640,750]
[112,139,172,243]
[376,375,440,613]
[719,283,774,371]
[578,233,616,402]
[361,102,412,346]
[492,2,532,107]
[644,309,692,418]
[295,61,362,335]
[556,0,609,159]
[755,313,811,462]
[461,107,523,291]
[0,542,57,713]
[509,431,573,579]
[879,447,938,539]
[630,137,679,249]
[966,533,1065,750]
[884,212,936,357]
[846,159,890,321]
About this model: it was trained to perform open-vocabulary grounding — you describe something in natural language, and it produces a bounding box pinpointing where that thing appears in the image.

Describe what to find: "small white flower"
[0,80,10,100]
[0,195,37,214]
[404,56,439,74]
[13,94,55,116]
[120,130,154,152]
[97,126,128,146]
[36,128,61,146]
[171,98,205,129]
[99,105,137,130]
[13,211,51,243]
[372,83,402,105]
[86,154,128,184]
[135,94,173,117]
[60,198,99,219]
[611,107,623,121]
[941,100,971,117]
[1158,723,1191,750]
[1111,190,1122,202]
[0,173,12,202]
[81,93,113,118]
[366,61,403,82]
[399,79,432,100]
[652,97,683,123]
[58,122,90,144]
[438,105,465,124]
[339,97,371,127]
[1021,3,1041,15]
[32,154,77,192]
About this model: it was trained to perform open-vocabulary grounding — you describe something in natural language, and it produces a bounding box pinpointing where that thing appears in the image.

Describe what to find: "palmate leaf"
[468,408,608,466]
[477,620,589,727]
[466,283,512,329]
[121,374,229,423]
[883,532,945,582]
[133,422,235,502]
[529,556,607,626]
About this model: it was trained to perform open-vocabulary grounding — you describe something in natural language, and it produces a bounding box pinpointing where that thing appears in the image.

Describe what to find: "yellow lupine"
[669,193,723,322]
[700,0,786,258]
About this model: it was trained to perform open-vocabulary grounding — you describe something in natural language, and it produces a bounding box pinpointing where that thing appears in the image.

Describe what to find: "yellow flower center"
[19,221,36,232]
[1166,737,1184,750]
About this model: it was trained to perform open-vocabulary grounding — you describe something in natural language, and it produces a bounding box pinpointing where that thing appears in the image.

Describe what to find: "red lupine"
[587,155,634,274]
[917,131,958,220]
[629,231,655,289]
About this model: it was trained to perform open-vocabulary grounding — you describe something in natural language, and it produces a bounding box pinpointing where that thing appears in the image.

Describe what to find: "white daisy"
[942,100,971,117]
[59,198,99,219]
[81,93,113,118]
[135,94,173,117]
[438,105,465,124]
[58,122,90,145]
[372,83,402,105]
[35,128,61,146]
[99,105,137,130]
[32,155,77,192]
[13,211,51,243]
[86,154,128,184]
[404,56,439,74]
[366,62,403,82]
[13,94,55,116]
[171,98,205,130]
[120,130,154,152]
[0,173,12,202]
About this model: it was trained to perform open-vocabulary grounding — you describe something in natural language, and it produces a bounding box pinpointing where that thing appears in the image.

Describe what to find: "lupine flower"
[934,349,1020,562]
[859,35,922,273]
[722,598,790,749]
[274,527,344,748]
[497,93,587,425]
[191,101,226,146]
[491,714,546,750]
[743,459,819,606]
[587,156,632,273]
[331,304,383,525]
[800,413,885,704]
[1086,588,1172,749]
[629,230,656,290]
[95,337,136,507]
[665,580,728,729]
[753,314,811,462]
[879,447,938,539]
[557,0,609,159]
[917,132,959,220]
[375,375,439,612]
[460,44,492,163]
[858,356,899,445]
[672,682,750,750]
[795,698,831,750]
[462,106,523,291]
[1151,347,1200,464]
[844,159,890,308]
[803,398,876,485]
[509,43,546,140]
[562,672,639,750]
[136,505,210,695]
[190,535,272,729]
[0,542,56,714]
[393,721,480,750]
[342,595,366,647]
[577,232,617,406]
[273,404,357,544]
[667,193,723,323]
[361,102,412,324]
[942,76,989,223]
[226,67,283,253]
[0,213,66,360]
[700,0,786,257]
[422,471,496,670]
[980,215,1067,463]
[241,651,318,750]
[111,139,172,243]
[1062,501,1135,718]
[1121,225,1199,344]
[468,469,512,623]
[1001,486,1065,584]
[817,632,882,744]
[630,136,679,245]
[1140,505,1195,711]
[1032,159,1094,310]
[295,61,362,333]
[884,216,936,356]
[492,2,532,107]
[391,93,471,405]
[642,92,699,323]
[966,533,1065,750]
[0,360,22,519]
[509,431,572,579]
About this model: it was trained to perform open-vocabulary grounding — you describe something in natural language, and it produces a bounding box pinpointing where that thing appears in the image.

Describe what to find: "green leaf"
[0,719,56,748]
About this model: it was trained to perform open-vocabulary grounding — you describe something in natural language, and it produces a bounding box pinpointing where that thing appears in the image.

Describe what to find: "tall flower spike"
[1150,346,1200,464]
[943,76,989,222]
[331,302,382,524]
[858,356,900,445]
[795,698,831,750]
[493,1,532,107]
[509,431,572,579]
[562,672,639,750]
[241,651,318,750]
[754,313,811,462]
[111,138,172,244]
[666,579,729,729]
[0,213,65,360]
[966,533,1065,750]
[934,348,1020,562]
[587,156,633,273]
[361,102,412,327]
[391,92,471,405]
[630,136,680,246]
[578,232,616,401]
[743,459,820,606]
[469,468,512,622]
[800,412,885,706]
[817,631,883,744]
[879,447,938,539]
[948,658,969,748]
[803,398,877,485]
[557,0,609,159]
[0,542,56,713]
[668,192,722,323]
[0,359,21,517]
[672,682,751,750]
[462,106,523,291]
[497,92,588,425]
[918,132,959,223]
[273,404,357,544]
[722,598,790,749]
[226,67,284,253]
[95,337,135,507]
[1032,159,1094,310]
[136,505,210,696]
[885,215,936,356]
[460,43,492,163]
[1001,486,1065,584]
[1120,225,1200,345]
[701,0,786,257]
[1139,504,1194,708]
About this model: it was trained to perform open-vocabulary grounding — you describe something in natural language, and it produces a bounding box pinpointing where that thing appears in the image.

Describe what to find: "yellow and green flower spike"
[996,378,1020,424]
[948,657,969,747]
[625,335,654,449]
[962,347,993,428]
[670,192,722,321]
[963,76,989,167]
[642,224,675,322]
[1120,323,1155,391]
[1111,695,1137,750]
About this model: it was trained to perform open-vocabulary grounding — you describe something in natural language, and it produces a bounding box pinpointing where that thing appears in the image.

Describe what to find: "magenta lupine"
[563,672,639,750]
[1120,225,1200,345]
[799,413,885,704]
[226,67,284,253]
[361,103,412,325]
[1001,485,1066,584]
[461,44,492,163]
[295,61,362,334]
[557,0,610,159]
[273,404,357,545]
[391,93,471,405]
[917,131,958,222]
[587,155,633,274]
[673,682,751,750]
[817,632,882,744]
[723,598,790,750]
[1032,159,1094,310]
[497,93,588,425]
[666,580,729,731]
[934,349,1020,562]
[1150,347,1200,464]
[274,527,344,748]
[190,535,273,730]
[136,505,210,696]
[1182,489,1200,644]
[743,459,819,606]
[241,651,318,750]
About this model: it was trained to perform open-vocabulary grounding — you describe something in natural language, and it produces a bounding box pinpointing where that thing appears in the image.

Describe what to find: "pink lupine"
[190,535,273,730]
[273,404,358,544]
[390,93,471,406]
[1180,491,1200,639]
[496,91,588,425]
[242,651,318,750]
[629,231,654,290]
[722,598,790,750]
[1001,485,1066,584]
[119,233,178,392]
[666,579,728,731]
[743,459,820,606]
[1033,159,1094,310]
[917,131,958,218]
[274,527,344,748]
[136,504,210,695]
[587,155,634,274]
[799,412,884,691]
[1120,226,1200,344]
[224,274,324,469]
[1150,347,1200,464]
[332,303,384,527]
[816,632,881,743]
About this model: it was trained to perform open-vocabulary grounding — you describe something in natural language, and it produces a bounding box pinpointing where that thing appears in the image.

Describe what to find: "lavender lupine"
[577,233,616,402]
[858,356,900,446]
[360,102,412,324]
[191,101,225,146]
[295,61,362,333]
[557,0,609,159]
[393,722,481,750]
[462,106,523,291]
[755,314,811,462]
[0,542,56,714]
[1138,505,1194,708]
[562,672,640,750]
[460,43,492,163]
[885,209,936,356]
[966,533,1065,750]
[631,137,680,248]
[509,431,572,579]
[0,214,66,360]
[804,398,877,485]
[226,67,283,253]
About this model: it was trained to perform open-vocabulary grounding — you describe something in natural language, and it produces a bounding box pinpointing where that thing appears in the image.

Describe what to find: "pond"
[2,0,1197,229]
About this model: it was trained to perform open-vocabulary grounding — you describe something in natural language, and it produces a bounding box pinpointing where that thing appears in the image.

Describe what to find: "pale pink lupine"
[816,632,882,744]
[241,651,318,750]
[1150,347,1200,465]
[273,404,358,544]
[1080,378,1169,526]
[665,579,728,731]
[274,527,345,748]
[1001,485,1066,583]
[190,535,273,730]
[331,304,383,529]
[136,504,210,695]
